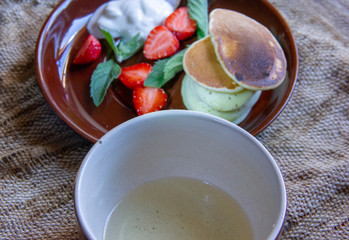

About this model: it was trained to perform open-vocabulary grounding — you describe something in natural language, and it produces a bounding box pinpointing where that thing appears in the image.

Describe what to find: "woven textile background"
[0,0,348,239]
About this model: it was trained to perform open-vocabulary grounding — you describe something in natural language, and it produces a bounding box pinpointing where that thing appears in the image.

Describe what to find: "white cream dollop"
[87,0,176,41]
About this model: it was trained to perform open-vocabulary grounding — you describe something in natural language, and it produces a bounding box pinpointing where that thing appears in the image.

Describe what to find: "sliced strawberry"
[132,86,167,115]
[73,35,102,64]
[165,7,197,41]
[143,25,179,60]
[119,63,152,90]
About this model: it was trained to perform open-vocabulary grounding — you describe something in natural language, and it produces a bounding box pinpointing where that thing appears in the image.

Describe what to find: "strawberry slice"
[73,35,101,64]
[165,7,197,41]
[132,86,168,115]
[119,63,152,90]
[143,25,179,60]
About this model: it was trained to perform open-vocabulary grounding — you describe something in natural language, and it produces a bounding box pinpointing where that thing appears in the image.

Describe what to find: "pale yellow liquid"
[103,177,254,240]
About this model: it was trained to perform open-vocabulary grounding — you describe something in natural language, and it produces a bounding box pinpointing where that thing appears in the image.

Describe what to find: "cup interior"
[75,110,286,240]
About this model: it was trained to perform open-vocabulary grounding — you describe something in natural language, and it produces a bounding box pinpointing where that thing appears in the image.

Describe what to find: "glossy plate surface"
[36,0,298,142]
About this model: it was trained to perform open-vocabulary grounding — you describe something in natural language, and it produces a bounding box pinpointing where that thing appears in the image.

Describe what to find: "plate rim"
[249,0,298,135]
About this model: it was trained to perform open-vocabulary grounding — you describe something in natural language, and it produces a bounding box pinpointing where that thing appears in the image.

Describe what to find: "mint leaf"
[100,29,143,63]
[163,49,187,80]
[100,29,120,57]
[90,60,121,106]
[144,49,188,88]
[188,0,208,39]
[144,59,169,88]
[117,33,144,62]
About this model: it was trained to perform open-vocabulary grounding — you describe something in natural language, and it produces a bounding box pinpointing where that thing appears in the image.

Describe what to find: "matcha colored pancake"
[192,79,255,111]
[209,9,287,90]
[183,36,243,93]
[181,74,261,124]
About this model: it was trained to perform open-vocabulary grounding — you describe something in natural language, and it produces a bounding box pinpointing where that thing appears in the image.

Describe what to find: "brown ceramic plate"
[36,0,298,142]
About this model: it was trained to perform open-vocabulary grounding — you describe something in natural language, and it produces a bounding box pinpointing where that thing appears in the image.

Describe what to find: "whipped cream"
[87,0,176,41]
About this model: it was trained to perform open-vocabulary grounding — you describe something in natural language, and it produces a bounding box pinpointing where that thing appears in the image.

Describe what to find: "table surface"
[0,0,348,239]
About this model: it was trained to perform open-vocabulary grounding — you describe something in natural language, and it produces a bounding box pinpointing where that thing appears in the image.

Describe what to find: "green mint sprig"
[90,59,121,106]
[100,29,144,63]
[163,49,187,80]
[188,0,208,39]
[144,49,187,88]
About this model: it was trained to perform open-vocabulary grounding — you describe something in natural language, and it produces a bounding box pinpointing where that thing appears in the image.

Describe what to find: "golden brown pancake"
[183,36,242,93]
[209,9,287,90]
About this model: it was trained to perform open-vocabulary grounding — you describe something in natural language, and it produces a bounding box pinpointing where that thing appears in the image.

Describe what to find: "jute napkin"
[0,0,348,238]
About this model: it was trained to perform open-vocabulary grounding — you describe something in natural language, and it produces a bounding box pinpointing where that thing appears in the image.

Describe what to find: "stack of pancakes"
[182,9,286,124]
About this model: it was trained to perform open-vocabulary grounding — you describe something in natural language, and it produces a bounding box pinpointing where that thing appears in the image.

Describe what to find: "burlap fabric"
[0,0,348,239]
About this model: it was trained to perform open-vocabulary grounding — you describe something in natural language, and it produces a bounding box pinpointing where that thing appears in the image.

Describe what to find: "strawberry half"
[165,7,197,41]
[132,86,167,115]
[143,25,179,60]
[73,35,101,64]
[119,63,152,90]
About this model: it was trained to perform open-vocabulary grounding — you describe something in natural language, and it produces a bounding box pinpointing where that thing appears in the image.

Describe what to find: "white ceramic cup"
[75,110,286,240]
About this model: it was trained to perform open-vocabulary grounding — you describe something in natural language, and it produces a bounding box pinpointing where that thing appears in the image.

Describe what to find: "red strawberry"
[119,63,152,90]
[73,35,101,64]
[165,7,197,41]
[132,86,167,115]
[143,25,179,60]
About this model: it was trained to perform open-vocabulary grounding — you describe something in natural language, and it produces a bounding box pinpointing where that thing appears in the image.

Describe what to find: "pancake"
[190,74,255,111]
[209,9,287,90]
[183,36,243,93]
[181,74,261,124]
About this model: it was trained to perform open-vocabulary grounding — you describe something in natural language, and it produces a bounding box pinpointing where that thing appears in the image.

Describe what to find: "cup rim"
[74,110,287,240]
